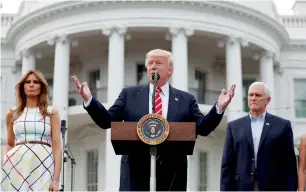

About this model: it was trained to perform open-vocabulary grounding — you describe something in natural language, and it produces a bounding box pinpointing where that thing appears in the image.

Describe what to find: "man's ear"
[168,67,173,76]
[266,96,271,105]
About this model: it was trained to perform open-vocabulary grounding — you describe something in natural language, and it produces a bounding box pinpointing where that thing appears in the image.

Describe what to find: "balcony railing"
[188,88,220,105]
[68,87,107,106]
[64,87,220,107]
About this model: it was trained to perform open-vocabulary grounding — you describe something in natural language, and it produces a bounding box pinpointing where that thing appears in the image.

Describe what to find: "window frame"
[86,149,99,191]
[293,78,306,119]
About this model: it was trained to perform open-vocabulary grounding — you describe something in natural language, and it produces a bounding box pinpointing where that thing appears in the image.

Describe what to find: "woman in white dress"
[1,70,62,191]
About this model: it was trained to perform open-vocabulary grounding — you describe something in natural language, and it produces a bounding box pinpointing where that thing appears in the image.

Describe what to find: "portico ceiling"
[30,28,262,61]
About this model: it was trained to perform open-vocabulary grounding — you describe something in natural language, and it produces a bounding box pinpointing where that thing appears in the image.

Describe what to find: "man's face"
[146,54,173,86]
[248,84,270,112]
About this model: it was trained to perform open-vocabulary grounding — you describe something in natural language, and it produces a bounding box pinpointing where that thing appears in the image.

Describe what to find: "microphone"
[152,71,160,81]
[61,120,66,128]
[152,71,160,114]
[60,120,67,140]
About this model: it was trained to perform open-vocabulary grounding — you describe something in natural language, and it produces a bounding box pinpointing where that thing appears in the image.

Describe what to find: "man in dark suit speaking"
[71,49,236,191]
[220,82,297,191]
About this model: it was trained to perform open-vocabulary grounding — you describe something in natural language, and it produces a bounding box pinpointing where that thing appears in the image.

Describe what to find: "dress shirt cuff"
[83,96,93,108]
[215,103,224,114]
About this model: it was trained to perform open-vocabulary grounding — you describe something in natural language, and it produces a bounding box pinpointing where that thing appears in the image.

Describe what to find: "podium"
[110,115,196,191]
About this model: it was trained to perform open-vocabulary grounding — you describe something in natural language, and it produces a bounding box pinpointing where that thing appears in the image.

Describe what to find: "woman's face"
[24,73,42,97]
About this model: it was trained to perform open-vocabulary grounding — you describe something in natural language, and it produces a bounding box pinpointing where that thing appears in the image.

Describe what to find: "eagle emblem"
[146,120,161,138]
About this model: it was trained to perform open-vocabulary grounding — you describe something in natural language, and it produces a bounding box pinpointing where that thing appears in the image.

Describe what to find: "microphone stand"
[60,120,77,192]
[150,71,159,192]
[65,144,76,191]
[60,120,66,192]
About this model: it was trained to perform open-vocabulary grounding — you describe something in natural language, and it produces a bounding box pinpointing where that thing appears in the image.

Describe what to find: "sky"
[0,0,297,15]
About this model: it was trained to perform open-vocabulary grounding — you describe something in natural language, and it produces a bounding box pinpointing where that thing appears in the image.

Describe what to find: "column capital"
[21,48,34,58]
[260,50,274,59]
[47,33,70,46]
[169,27,194,37]
[102,26,127,37]
[217,36,249,48]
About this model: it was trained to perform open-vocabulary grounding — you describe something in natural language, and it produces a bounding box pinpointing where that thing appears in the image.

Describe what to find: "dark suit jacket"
[220,112,297,191]
[84,84,224,191]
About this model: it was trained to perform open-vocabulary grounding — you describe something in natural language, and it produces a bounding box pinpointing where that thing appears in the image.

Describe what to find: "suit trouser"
[253,180,259,191]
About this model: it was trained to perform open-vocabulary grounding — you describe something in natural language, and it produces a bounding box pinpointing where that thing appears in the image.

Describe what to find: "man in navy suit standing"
[71,49,236,191]
[220,82,297,191]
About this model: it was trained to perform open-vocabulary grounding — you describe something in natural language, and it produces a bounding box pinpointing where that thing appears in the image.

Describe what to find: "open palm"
[217,84,236,111]
[71,75,92,102]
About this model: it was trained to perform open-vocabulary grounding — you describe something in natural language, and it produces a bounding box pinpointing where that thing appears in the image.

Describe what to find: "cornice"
[1,38,12,48]
[283,40,306,50]
[6,0,289,46]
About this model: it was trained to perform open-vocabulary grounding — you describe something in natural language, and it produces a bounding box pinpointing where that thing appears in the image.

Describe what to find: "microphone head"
[152,72,160,81]
[61,120,66,127]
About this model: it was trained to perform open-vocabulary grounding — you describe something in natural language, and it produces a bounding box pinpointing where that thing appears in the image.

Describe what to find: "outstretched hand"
[217,84,236,112]
[71,75,92,103]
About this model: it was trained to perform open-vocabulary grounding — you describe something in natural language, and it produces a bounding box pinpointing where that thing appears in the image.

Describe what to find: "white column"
[218,37,246,121]
[259,50,275,113]
[48,34,71,190]
[169,27,193,92]
[21,48,36,75]
[169,27,194,190]
[49,34,70,121]
[102,26,126,191]
[187,148,200,191]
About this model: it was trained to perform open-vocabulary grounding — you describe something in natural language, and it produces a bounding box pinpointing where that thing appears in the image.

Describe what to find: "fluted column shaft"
[21,49,36,75]
[260,50,275,113]
[170,28,193,92]
[102,26,126,191]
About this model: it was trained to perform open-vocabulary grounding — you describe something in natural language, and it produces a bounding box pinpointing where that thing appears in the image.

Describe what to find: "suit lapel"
[244,116,255,153]
[136,84,149,116]
[258,113,273,150]
[167,85,179,122]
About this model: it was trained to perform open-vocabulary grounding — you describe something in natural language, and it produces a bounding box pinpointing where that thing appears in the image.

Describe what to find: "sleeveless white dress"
[1,107,55,191]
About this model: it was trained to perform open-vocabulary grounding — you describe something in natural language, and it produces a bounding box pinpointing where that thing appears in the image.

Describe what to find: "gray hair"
[145,49,173,68]
[248,82,271,98]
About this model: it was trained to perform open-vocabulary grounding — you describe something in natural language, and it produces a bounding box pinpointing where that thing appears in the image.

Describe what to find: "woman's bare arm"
[298,135,306,191]
[50,108,62,182]
[3,110,15,157]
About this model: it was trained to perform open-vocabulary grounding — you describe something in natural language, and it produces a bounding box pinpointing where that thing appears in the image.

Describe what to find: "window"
[242,79,255,112]
[294,79,306,118]
[88,70,100,98]
[137,64,149,85]
[199,152,208,191]
[195,70,206,104]
[86,150,98,191]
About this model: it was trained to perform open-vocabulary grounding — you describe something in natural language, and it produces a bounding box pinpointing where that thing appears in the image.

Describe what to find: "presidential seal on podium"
[137,114,169,145]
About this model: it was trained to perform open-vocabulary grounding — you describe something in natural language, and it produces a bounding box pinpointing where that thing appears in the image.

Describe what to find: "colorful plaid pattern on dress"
[1,107,55,191]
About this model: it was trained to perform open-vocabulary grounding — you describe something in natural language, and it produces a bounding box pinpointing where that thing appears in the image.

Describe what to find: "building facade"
[1,0,306,191]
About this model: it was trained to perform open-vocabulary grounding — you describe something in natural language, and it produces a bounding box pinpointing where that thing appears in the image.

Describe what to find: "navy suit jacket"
[84,84,224,191]
[220,113,297,191]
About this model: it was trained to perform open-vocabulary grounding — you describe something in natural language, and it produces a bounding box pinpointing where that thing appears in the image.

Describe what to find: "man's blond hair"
[145,49,173,68]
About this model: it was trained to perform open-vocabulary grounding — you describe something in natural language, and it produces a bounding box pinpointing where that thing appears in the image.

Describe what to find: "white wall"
[1,47,20,141]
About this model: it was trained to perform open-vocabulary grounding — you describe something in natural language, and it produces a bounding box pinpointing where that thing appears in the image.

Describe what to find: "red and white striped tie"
[155,87,162,115]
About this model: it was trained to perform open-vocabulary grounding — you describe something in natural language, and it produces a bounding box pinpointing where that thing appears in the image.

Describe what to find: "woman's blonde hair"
[12,70,50,121]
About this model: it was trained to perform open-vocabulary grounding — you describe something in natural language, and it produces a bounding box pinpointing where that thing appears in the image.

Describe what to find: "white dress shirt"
[249,111,266,168]
[149,82,170,119]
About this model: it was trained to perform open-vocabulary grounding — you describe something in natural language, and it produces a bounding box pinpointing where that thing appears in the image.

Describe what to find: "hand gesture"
[217,84,236,112]
[71,75,92,103]
[49,180,59,191]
